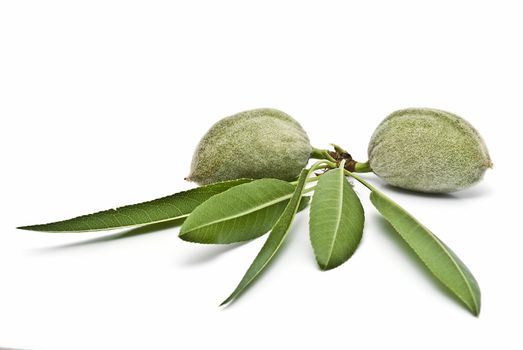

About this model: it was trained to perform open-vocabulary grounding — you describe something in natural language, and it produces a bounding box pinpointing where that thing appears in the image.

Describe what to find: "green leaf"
[179,178,309,244]
[220,169,310,306]
[18,179,251,232]
[370,190,481,316]
[309,168,364,270]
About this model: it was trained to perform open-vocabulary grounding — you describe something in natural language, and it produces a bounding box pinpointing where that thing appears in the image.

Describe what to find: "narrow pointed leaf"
[309,168,364,270]
[179,178,309,244]
[370,190,481,316]
[18,179,251,232]
[220,169,309,306]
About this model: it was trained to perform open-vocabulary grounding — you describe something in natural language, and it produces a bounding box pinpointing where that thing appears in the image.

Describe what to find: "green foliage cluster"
[20,107,490,316]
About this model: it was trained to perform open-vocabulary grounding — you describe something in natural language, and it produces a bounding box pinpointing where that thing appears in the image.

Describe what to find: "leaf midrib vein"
[324,170,344,268]
[184,192,292,232]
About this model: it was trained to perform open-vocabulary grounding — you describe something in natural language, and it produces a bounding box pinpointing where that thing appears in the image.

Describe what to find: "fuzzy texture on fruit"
[368,108,492,193]
[187,108,312,185]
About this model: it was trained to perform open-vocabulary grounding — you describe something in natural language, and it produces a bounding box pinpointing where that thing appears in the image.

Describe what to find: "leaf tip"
[318,262,341,271]
[318,263,330,271]
[473,309,480,317]
[316,257,351,271]
[219,296,233,307]
[470,301,481,317]
[16,225,37,231]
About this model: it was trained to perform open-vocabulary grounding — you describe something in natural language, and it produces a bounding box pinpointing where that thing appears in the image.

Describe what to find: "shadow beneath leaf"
[179,241,249,266]
[34,219,184,253]
[381,183,491,200]
[372,214,472,315]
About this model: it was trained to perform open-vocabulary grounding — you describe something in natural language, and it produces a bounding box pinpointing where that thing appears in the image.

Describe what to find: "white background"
[1,1,522,349]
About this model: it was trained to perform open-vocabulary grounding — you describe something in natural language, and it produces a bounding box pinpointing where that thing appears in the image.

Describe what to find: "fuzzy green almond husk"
[368,108,492,193]
[187,108,312,185]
